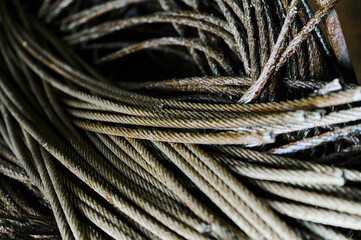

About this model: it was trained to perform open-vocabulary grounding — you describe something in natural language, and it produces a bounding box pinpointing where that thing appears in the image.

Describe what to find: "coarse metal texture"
[0,0,360,239]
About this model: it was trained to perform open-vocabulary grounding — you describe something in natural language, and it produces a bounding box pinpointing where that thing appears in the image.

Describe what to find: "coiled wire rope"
[0,0,360,239]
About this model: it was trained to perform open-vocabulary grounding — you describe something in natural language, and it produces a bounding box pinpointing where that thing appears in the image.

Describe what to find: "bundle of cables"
[0,0,361,239]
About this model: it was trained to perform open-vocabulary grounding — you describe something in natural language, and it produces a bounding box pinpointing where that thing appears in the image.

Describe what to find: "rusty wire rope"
[0,0,360,239]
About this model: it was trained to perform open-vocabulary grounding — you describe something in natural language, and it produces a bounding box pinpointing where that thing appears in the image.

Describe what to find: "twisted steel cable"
[0,0,360,239]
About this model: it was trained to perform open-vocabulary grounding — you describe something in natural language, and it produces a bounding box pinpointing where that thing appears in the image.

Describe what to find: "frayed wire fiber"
[0,0,360,239]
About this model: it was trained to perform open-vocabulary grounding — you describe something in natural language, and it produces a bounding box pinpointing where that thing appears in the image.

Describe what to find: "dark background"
[338,0,361,83]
